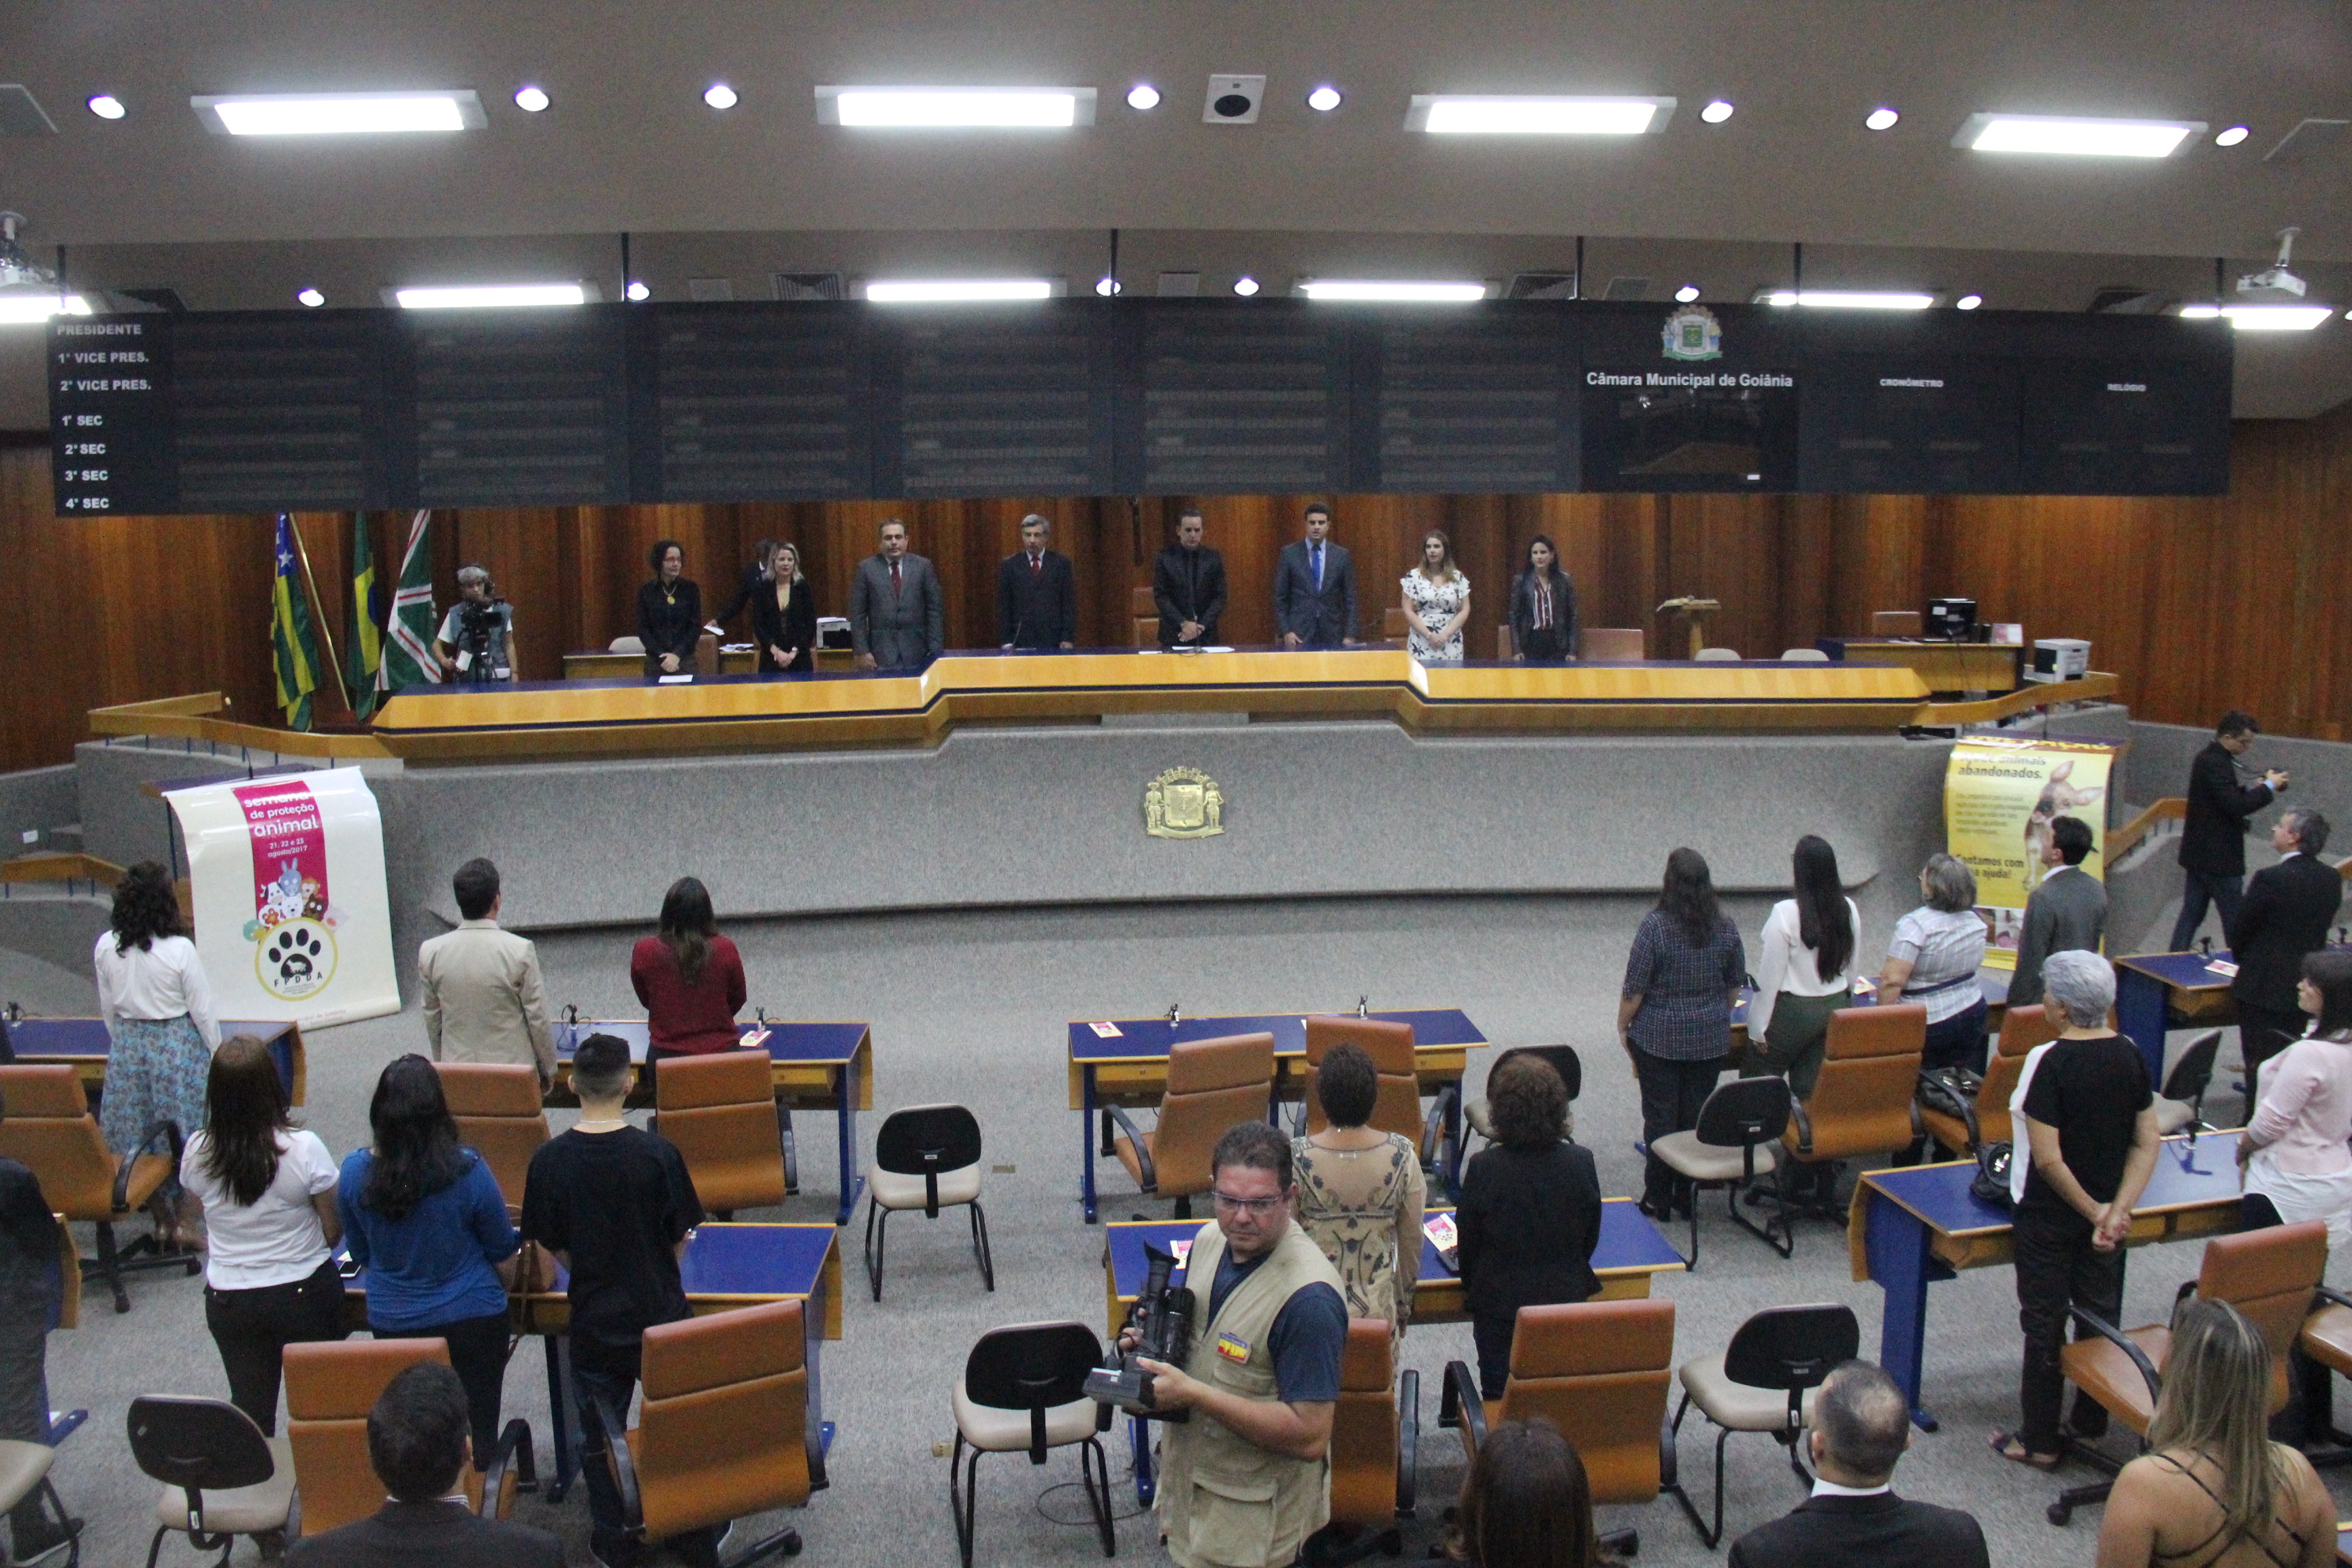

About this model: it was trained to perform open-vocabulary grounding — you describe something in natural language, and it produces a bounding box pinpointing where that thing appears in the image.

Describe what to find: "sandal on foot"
[1988,1430,2062,1471]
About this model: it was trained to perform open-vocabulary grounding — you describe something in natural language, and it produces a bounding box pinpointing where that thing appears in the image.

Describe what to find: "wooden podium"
[1656,597,1721,660]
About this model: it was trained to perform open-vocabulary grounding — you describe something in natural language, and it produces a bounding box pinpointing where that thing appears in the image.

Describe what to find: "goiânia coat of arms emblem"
[1144,766,1225,839]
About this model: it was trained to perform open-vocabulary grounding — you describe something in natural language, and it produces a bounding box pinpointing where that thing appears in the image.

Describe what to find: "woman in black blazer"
[636,538,703,677]
[1507,534,1579,663]
[1456,1050,1601,1399]
[751,542,819,674]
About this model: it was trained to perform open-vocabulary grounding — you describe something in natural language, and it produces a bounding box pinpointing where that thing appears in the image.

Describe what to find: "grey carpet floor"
[14,892,2350,1567]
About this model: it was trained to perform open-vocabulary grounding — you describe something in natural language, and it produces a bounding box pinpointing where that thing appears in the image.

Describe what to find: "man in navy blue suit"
[1272,503,1358,650]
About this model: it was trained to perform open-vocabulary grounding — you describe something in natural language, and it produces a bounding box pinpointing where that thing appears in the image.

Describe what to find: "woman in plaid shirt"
[1618,848,1746,1218]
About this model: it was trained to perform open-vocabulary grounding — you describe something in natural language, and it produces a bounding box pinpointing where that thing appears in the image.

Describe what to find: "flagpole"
[287,513,353,717]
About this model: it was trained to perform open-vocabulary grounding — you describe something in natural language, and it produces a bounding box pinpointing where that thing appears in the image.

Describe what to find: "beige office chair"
[1780,648,1829,662]
[1695,647,1740,662]
[608,636,646,654]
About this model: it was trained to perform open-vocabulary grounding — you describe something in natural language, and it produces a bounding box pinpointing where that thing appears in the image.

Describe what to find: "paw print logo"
[256,917,336,1000]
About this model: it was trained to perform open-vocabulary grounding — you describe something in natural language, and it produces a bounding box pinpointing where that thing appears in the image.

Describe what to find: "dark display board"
[48,299,2234,514]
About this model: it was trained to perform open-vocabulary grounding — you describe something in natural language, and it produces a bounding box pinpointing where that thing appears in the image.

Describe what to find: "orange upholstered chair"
[656,1050,786,1218]
[0,1063,192,1313]
[1311,1318,1418,1565]
[434,1062,548,1215]
[1301,1017,1423,1143]
[1579,627,1646,661]
[1441,1298,1676,1506]
[1132,585,1159,648]
[1110,1034,1275,1218]
[1781,1004,1925,1206]
[1918,1002,2061,1156]
[284,1338,532,1537]
[594,1298,818,1563]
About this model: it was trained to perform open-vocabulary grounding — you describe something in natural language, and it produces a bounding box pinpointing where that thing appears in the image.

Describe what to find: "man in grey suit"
[1273,502,1358,649]
[2010,816,2109,1009]
[849,517,944,671]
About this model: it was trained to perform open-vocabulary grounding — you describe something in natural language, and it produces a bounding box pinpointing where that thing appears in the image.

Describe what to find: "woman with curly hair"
[1455,1053,1601,1399]
[93,861,218,1247]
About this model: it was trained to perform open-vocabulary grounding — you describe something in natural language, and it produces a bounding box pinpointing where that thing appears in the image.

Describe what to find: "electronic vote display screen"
[48,300,2233,512]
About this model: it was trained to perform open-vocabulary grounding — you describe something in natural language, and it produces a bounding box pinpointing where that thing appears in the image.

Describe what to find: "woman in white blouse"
[93,862,218,1247]
[1747,835,1862,1100]
[1401,529,1471,663]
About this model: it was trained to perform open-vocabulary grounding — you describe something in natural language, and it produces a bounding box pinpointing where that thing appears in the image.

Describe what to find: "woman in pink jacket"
[2240,949,2352,1247]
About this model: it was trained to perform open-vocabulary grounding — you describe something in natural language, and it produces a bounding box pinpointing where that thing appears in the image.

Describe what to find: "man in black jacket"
[2171,710,2290,951]
[1728,1360,1988,1568]
[1152,508,1226,649]
[2228,808,2343,1079]
[996,513,1077,650]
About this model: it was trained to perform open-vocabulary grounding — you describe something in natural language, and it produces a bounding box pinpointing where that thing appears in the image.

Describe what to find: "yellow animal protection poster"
[1944,739,2116,971]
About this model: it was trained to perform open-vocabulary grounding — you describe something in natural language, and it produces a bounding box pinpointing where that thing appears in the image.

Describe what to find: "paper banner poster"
[165,766,399,1028]
[1944,738,2117,971]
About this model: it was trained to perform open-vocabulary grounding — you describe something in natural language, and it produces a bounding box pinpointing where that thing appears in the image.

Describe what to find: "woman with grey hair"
[1878,852,1991,1073]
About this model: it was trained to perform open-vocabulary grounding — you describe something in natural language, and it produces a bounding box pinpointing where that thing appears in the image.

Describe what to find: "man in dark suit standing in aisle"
[1727,1360,1988,1568]
[2228,808,2342,1079]
[2010,816,2109,1010]
[1272,502,1358,650]
[997,513,1077,651]
[2171,710,2290,951]
[1152,507,1226,649]
[849,517,944,672]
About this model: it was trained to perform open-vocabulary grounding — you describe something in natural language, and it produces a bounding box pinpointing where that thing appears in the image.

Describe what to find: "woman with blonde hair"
[2093,1298,2334,1567]
[1401,529,1471,663]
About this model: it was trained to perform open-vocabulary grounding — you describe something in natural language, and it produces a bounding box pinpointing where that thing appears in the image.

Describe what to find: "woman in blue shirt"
[338,1055,517,1472]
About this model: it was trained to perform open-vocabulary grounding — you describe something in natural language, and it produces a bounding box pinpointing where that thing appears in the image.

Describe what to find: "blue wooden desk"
[1855,1130,2242,1432]
[7,1017,305,1104]
[553,1019,872,1224]
[1100,1198,1680,1501]
[1068,1009,1487,1222]
[2117,944,2352,1089]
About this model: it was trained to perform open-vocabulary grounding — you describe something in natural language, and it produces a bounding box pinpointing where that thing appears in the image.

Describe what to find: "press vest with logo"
[1158,1218,1343,1568]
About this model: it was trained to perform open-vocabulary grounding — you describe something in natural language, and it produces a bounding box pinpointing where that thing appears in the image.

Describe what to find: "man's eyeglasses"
[1209,1190,1286,1216]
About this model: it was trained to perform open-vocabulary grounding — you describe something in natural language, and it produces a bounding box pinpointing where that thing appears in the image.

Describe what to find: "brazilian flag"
[271,515,323,731]
[344,513,384,719]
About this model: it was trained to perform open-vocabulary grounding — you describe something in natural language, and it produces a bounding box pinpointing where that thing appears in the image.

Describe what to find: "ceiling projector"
[0,212,61,290]
[2238,227,2308,299]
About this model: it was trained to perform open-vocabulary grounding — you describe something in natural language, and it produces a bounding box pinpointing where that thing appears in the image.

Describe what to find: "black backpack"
[1915,1064,1982,1122]
[1971,1141,2014,1209]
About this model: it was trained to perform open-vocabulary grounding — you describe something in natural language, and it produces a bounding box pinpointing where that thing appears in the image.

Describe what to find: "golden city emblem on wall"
[1145,766,1225,839]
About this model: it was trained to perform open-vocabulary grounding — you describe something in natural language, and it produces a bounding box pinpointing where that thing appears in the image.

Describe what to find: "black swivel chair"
[128,1396,292,1568]
[863,1105,994,1302]
[2154,1028,2222,1135]
[950,1322,1117,1567]
[1463,1046,1582,1150]
[1670,1304,1861,1547]
[1648,1077,1794,1267]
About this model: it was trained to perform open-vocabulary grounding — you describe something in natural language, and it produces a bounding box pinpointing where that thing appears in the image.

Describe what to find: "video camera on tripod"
[1085,1243,1194,1420]
[448,568,513,685]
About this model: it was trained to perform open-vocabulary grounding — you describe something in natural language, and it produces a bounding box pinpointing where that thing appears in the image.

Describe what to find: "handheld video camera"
[1084,1243,1195,1421]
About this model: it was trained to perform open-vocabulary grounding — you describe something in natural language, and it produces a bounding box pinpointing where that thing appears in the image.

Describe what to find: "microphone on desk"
[1358,996,1369,1018]
[1166,1002,1181,1025]
[2198,936,2212,959]
[564,1002,578,1026]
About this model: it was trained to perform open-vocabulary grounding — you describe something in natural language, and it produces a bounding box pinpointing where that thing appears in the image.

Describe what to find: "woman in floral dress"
[1401,529,1471,663]
[1292,1043,1424,1342]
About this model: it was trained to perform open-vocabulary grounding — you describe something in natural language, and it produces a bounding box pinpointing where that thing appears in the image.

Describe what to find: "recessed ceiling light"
[704,82,738,110]
[394,283,589,308]
[1300,280,1486,302]
[1955,293,1983,310]
[0,295,90,325]
[1865,106,1899,131]
[1232,276,1260,297]
[1307,85,1343,113]
[513,86,549,113]
[1957,113,2202,157]
[86,94,125,120]
[864,279,1056,302]
[816,86,1096,128]
[2215,125,2249,147]
[625,280,651,301]
[191,90,487,135]
[1126,83,1160,111]
[1700,99,1734,125]
[1094,276,1120,296]
[1759,289,1934,310]
[1673,284,1701,303]
[2180,303,2332,331]
[1409,95,1675,135]
[296,287,325,308]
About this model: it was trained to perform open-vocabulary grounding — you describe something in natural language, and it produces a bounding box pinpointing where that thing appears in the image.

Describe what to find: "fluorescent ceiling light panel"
[1957,113,2201,157]
[1408,95,1673,135]
[2206,304,2332,330]
[1759,289,1935,310]
[864,279,1056,302]
[0,293,89,323]
[817,86,1095,127]
[1300,280,1487,301]
[393,282,588,308]
[193,90,486,135]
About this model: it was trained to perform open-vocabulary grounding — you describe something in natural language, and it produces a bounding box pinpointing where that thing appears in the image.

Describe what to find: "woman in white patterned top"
[1401,529,1471,663]
[1878,853,1991,1073]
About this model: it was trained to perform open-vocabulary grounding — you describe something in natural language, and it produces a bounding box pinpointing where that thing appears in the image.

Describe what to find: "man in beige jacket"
[419,858,554,1089]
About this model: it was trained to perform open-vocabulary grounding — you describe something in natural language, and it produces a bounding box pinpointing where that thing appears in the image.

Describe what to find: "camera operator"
[1124,1122,1348,1568]
[433,565,518,687]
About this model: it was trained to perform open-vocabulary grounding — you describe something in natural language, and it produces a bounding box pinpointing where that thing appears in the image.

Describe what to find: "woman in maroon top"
[630,879,747,1070]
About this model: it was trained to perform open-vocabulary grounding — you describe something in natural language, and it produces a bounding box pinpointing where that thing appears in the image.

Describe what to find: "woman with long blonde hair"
[1401,528,1471,663]
[2094,1298,2334,1567]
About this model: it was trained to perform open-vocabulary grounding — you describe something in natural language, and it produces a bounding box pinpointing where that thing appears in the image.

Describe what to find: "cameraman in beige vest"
[1128,1122,1350,1568]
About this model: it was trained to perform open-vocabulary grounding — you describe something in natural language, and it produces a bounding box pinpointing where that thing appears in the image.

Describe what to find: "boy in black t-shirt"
[519,1034,708,1568]
[1991,951,2157,1471]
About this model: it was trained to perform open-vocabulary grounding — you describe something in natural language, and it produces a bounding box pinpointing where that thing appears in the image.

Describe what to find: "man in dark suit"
[1152,507,1226,649]
[1272,502,1358,649]
[2010,815,2109,1009]
[2171,710,2290,951]
[287,1362,561,1567]
[1728,1360,1987,1568]
[849,517,944,671]
[2228,808,2343,1079]
[996,512,1077,650]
